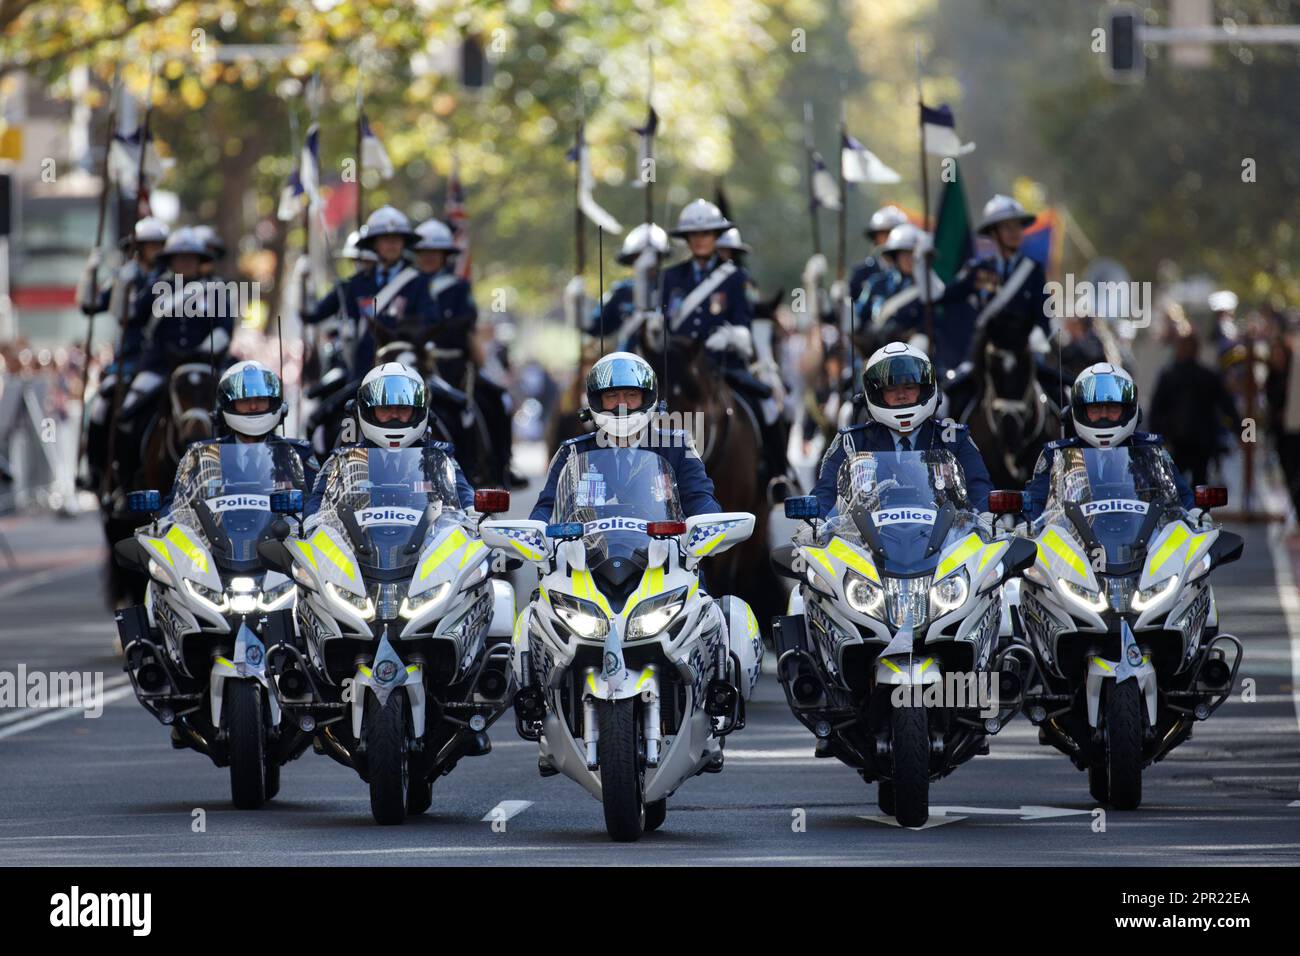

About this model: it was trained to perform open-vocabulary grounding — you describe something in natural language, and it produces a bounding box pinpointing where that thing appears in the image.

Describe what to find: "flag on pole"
[841,132,902,184]
[932,162,974,283]
[108,126,172,197]
[445,156,472,279]
[810,150,841,211]
[277,169,305,222]
[921,104,975,157]
[631,106,658,189]
[359,114,394,179]
[567,135,622,234]
[299,123,321,205]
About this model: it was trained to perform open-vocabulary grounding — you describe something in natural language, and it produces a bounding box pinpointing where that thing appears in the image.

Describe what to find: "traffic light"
[1105,5,1146,82]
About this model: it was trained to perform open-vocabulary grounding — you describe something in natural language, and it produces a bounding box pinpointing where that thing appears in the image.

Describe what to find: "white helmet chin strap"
[359,418,426,449]
[592,409,651,442]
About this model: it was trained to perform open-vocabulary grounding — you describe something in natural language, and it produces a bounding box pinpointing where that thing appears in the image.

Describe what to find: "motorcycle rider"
[78,216,170,491]
[304,362,474,518]
[530,351,721,522]
[161,361,319,510]
[1021,363,1195,522]
[813,342,993,516]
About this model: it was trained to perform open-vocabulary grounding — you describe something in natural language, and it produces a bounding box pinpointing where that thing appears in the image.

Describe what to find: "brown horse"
[650,334,784,639]
[104,362,216,607]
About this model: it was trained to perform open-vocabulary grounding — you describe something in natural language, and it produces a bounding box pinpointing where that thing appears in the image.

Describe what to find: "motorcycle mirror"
[784,496,819,521]
[127,490,161,514]
[256,538,293,574]
[474,489,510,514]
[1002,537,1038,576]
[988,490,1024,516]
[1194,485,1228,509]
[269,518,291,542]
[270,489,304,515]
[112,537,147,572]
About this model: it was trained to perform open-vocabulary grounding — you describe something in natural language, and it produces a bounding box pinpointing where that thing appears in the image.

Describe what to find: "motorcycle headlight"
[929,570,969,617]
[257,580,296,612]
[550,592,609,640]
[1132,574,1179,612]
[326,581,375,621]
[182,577,229,614]
[401,581,451,619]
[1059,577,1107,613]
[845,571,886,619]
[147,558,169,583]
[626,587,689,640]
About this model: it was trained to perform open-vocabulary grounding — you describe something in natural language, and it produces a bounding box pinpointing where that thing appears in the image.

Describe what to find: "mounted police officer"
[813,342,993,516]
[588,222,672,343]
[191,225,227,279]
[1022,363,1194,522]
[661,199,794,500]
[77,216,169,490]
[530,352,721,522]
[302,205,419,374]
[849,204,908,306]
[304,362,474,518]
[302,228,377,382]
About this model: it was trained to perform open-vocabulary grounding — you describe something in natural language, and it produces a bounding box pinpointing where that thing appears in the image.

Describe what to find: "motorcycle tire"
[226,680,267,810]
[890,705,930,827]
[264,757,281,802]
[644,798,667,832]
[1087,762,1108,804]
[1105,678,1143,810]
[597,698,645,842]
[365,689,409,825]
[406,765,434,815]
[877,780,896,816]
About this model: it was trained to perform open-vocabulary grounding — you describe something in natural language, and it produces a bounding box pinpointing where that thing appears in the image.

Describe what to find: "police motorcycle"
[480,448,762,841]
[1013,447,1242,809]
[257,446,516,825]
[773,452,1037,827]
[112,443,310,809]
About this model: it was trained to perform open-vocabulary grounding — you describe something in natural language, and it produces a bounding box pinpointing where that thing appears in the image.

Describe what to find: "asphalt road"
[1,484,1298,866]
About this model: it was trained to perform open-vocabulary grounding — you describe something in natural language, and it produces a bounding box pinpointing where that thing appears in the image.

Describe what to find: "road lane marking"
[0,558,102,600]
[1266,526,1300,735]
[481,800,534,823]
[860,805,1092,828]
[0,683,134,739]
[0,675,130,727]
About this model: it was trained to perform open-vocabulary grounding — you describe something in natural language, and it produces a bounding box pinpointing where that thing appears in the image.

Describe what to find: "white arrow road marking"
[1288,800,1300,808]
[861,805,1092,827]
[481,800,534,823]
[0,680,134,740]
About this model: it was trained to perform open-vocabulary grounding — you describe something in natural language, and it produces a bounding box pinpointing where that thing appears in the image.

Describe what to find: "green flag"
[932,162,973,284]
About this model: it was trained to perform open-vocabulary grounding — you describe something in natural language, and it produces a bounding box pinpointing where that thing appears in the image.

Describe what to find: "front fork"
[210,621,280,729]
[581,664,661,770]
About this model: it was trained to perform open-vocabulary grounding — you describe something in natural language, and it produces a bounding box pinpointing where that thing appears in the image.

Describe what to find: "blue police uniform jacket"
[138,275,235,376]
[855,268,905,327]
[813,418,994,517]
[304,436,474,518]
[304,271,373,329]
[411,267,478,378]
[529,431,723,523]
[947,252,1050,339]
[848,255,886,308]
[1022,432,1195,522]
[86,263,163,373]
[587,278,635,340]
[162,435,319,512]
[659,256,753,340]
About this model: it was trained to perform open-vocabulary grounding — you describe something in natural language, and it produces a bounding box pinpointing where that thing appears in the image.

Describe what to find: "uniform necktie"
[898,435,911,452]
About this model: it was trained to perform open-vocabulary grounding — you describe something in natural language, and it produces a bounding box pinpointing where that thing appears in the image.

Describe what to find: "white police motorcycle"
[113,443,309,809]
[481,446,762,841]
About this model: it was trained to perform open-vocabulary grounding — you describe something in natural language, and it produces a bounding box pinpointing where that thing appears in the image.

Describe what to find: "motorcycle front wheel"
[597,698,645,842]
[890,705,930,827]
[365,689,410,825]
[226,680,268,810]
[1105,679,1143,810]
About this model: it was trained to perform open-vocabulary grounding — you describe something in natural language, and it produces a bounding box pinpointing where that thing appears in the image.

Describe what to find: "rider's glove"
[1186,507,1211,528]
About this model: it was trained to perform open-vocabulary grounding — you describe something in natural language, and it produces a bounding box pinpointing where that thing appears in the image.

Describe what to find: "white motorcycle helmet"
[617,222,671,265]
[356,363,428,449]
[217,361,286,438]
[861,342,938,434]
[413,218,459,251]
[586,352,657,442]
[122,215,170,249]
[670,198,732,237]
[866,204,909,239]
[1070,363,1139,448]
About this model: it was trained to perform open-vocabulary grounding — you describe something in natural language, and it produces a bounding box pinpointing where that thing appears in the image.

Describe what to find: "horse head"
[168,363,217,447]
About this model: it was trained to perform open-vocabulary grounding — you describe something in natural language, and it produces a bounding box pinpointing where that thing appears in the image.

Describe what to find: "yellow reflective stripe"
[165,525,208,574]
[571,570,612,615]
[586,672,598,694]
[881,658,902,674]
[508,539,542,561]
[1092,656,1113,673]
[405,664,419,674]
[1150,523,1190,576]
[419,528,468,580]
[920,657,934,673]
[804,547,837,580]
[1038,528,1088,578]
[936,534,982,580]
[1183,531,1210,567]
[459,540,486,568]
[144,538,172,566]
[635,666,656,691]
[310,530,355,579]
[827,537,880,583]
[688,580,699,599]
[978,541,1008,573]
[358,664,373,677]
[694,527,728,556]
[214,656,234,668]
[638,565,664,601]
[292,539,317,570]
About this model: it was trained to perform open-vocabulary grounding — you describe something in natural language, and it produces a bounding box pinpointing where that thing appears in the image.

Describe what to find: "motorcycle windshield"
[818,450,976,574]
[553,448,684,566]
[316,446,463,573]
[170,443,305,569]
[1038,446,1185,566]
